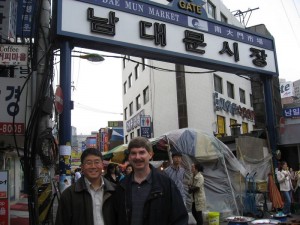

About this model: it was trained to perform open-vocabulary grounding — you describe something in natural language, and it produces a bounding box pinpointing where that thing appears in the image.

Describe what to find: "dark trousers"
[192,202,203,225]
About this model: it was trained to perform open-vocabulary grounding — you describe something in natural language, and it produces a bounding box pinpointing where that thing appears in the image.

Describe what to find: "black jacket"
[112,165,188,225]
[55,175,116,225]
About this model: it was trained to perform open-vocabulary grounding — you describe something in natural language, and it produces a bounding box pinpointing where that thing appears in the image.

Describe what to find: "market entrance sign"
[56,0,278,76]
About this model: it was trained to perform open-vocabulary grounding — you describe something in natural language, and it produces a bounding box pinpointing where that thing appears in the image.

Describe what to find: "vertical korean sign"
[140,115,152,138]
[0,78,27,135]
[0,171,9,225]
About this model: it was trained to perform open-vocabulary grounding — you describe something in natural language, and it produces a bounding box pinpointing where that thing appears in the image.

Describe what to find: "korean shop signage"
[213,92,255,121]
[283,107,300,118]
[57,0,277,76]
[0,44,28,66]
[126,109,145,132]
[0,78,27,135]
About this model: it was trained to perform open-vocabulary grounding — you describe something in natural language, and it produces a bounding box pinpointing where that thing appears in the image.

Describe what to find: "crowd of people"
[55,136,206,225]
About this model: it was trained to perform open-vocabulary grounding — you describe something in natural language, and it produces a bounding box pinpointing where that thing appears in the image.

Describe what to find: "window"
[135,64,139,80]
[250,94,253,107]
[217,115,226,135]
[128,73,132,88]
[136,95,141,111]
[239,88,246,104]
[124,107,127,120]
[220,13,227,23]
[207,0,216,19]
[137,128,140,136]
[227,82,234,99]
[214,74,223,94]
[129,102,133,116]
[230,119,237,126]
[123,81,127,94]
[242,122,248,134]
[143,86,149,104]
[142,58,146,70]
[130,132,134,139]
[125,135,128,144]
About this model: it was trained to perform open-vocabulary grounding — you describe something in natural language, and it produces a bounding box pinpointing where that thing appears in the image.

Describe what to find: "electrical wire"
[75,102,123,115]
[280,0,300,48]
[292,0,300,17]
[71,50,217,74]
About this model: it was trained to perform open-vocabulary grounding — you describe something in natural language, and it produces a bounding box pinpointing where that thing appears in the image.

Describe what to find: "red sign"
[0,122,25,135]
[55,86,64,114]
[0,199,8,225]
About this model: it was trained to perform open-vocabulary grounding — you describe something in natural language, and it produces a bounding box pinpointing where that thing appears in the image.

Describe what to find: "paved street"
[9,195,300,225]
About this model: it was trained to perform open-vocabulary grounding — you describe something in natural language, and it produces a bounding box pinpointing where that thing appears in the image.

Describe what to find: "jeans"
[282,190,292,214]
[192,202,203,225]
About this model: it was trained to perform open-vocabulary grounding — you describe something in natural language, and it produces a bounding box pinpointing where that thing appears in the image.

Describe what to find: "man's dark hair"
[80,148,103,164]
[194,163,204,172]
[128,137,153,152]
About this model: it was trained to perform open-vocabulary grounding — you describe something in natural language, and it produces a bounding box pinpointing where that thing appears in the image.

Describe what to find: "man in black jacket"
[112,137,188,225]
[55,148,116,225]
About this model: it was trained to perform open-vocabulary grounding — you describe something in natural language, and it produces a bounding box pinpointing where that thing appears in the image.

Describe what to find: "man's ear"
[149,151,154,160]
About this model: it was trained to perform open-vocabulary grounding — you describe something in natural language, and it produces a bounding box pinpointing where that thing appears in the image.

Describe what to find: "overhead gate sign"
[56,0,278,76]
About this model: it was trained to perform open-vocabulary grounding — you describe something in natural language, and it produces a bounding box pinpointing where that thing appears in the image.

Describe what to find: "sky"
[67,49,124,135]
[69,0,300,135]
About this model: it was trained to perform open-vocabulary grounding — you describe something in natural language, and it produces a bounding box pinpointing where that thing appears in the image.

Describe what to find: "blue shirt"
[164,165,186,204]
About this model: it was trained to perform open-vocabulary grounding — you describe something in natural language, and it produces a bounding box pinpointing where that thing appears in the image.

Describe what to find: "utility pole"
[34,0,53,224]
[58,41,73,191]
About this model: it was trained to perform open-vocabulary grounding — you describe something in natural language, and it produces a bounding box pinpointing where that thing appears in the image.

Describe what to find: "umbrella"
[268,173,284,209]
[157,128,225,161]
[102,144,128,163]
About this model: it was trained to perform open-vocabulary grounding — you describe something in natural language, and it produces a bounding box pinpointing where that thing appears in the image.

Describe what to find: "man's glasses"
[83,160,102,166]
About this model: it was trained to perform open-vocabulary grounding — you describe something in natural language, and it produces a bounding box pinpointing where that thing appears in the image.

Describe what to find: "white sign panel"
[57,0,278,76]
[0,78,27,135]
[0,44,28,66]
[280,82,294,98]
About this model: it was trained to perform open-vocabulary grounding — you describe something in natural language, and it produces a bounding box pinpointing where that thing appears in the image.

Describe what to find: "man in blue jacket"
[112,137,188,225]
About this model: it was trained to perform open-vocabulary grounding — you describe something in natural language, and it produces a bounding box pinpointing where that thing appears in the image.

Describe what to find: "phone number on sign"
[0,122,25,135]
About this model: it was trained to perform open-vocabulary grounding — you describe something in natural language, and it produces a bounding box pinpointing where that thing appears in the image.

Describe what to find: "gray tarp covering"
[154,128,248,217]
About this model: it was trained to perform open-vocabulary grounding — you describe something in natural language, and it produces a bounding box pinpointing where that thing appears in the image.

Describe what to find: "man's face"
[81,155,103,181]
[172,155,182,166]
[128,147,152,171]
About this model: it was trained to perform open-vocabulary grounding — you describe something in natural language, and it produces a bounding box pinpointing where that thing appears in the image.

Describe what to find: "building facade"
[122,0,256,142]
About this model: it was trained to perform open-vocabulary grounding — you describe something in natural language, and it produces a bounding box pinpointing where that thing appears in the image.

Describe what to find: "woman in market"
[104,163,121,184]
[189,163,206,225]
[277,161,293,217]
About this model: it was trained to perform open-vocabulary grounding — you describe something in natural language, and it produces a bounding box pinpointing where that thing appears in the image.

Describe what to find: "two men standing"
[55,137,188,225]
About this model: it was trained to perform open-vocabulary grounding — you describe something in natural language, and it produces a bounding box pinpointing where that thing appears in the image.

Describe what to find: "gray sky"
[70,0,300,134]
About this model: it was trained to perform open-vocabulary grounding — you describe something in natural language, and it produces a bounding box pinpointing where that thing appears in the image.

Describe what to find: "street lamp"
[75,53,105,62]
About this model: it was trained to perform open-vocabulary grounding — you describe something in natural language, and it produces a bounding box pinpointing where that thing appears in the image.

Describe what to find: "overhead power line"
[75,102,123,115]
